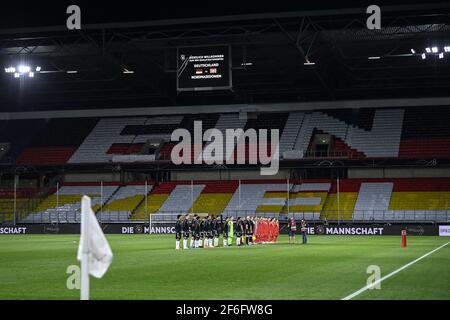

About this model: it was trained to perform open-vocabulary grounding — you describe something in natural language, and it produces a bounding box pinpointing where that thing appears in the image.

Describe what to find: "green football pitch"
[0,234,448,300]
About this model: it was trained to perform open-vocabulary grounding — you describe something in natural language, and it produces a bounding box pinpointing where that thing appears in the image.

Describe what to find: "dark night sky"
[0,0,430,29]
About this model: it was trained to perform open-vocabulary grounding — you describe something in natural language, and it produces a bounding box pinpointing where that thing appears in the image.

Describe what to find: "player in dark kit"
[189,214,196,248]
[205,215,213,248]
[192,215,201,248]
[182,214,190,250]
[212,216,222,247]
[222,216,229,246]
[175,215,183,250]
[199,217,206,248]
[235,217,244,246]
[245,216,254,245]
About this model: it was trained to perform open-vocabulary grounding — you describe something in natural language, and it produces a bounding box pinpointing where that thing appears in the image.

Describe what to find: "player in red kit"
[268,218,273,243]
[275,218,279,242]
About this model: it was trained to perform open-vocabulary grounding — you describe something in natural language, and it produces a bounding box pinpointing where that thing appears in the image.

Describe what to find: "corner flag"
[77,195,113,300]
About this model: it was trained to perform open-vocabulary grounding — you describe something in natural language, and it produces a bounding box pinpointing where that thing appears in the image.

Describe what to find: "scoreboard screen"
[177,45,232,92]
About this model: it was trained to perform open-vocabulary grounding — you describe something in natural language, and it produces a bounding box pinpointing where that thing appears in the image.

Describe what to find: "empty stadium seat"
[100,184,153,221]
[6,106,450,166]
[23,183,118,223]
[353,182,393,221]
[6,178,450,224]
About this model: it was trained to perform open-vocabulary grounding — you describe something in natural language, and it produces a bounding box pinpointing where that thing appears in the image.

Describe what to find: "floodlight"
[18,65,31,73]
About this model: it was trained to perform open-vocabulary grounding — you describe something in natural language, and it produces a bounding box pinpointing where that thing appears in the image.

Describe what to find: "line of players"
[175,214,279,250]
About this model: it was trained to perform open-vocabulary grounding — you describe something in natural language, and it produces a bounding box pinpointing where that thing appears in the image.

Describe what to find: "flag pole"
[13,175,17,225]
[191,180,194,214]
[145,180,149,236]
[80,196,90,300]
[337,175,340,226]
[287,178,290,218]
[100,181,103,224]
[238,179,241,209]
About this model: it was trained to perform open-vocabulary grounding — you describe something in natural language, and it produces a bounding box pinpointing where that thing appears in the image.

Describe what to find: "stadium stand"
[0,188,37,223]
[8,107,450,166]
[191,181,239,214]
[279,112,305,156]
[131,183,176,220]
[68,116,183,164]
[12,178,450,223]
[399,107,450,159]
[353,183,394,221]
[224,180,292,215]
[22,183,118,223]
[99,182,153,221]
[322,180,360,220]
[0,119,47,164]
[15,118,99,165]
[4,105,450,225]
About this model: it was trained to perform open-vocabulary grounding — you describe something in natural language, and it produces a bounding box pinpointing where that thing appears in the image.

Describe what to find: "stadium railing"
[303,151,349,159]
[4,210,450,225]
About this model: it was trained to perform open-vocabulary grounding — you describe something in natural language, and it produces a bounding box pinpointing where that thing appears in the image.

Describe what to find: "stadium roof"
[0,1,449,112]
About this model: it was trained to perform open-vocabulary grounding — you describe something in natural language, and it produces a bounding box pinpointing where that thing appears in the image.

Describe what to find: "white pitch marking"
[342,241,450,300]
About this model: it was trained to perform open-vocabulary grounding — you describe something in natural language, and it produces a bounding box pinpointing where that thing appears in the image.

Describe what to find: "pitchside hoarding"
[308,224,438,236]
[439,225,450,236]
[0,224,441,235]
[177,45,232,92]
[0,224,175,235]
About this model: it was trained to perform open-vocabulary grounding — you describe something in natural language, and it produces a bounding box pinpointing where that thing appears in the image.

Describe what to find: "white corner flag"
[77,195,113,300]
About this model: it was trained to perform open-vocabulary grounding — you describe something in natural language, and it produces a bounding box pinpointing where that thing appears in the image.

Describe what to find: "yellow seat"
[103,195,144,212]
[0,199,28,222]
[190,193,233,214]
[389,192,450,210]
[131,194,169,220]
[34,194,98,212]
[321,192,358,220]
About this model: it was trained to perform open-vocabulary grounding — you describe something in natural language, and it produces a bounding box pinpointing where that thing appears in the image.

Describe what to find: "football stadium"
[0,1,450,304]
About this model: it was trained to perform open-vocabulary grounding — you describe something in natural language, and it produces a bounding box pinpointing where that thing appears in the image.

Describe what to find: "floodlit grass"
[0,235,448,300]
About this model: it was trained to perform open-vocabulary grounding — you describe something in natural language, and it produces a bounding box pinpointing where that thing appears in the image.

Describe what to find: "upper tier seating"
[5,106,450,166]
[15,118,98,165]
[279,112,305,156]
[0,119,46,163]
[202,113,247,162]
[69,116,183,163]
[399,107,450,158]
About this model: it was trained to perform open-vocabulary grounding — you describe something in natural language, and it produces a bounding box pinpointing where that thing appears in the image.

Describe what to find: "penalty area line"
[342,241,450,300]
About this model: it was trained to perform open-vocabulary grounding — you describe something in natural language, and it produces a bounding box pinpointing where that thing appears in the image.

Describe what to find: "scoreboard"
[177,45,232,92]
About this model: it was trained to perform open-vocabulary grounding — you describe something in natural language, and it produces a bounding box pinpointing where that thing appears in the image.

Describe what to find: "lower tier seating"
[22,183,118,223]
[10,178,450,223]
